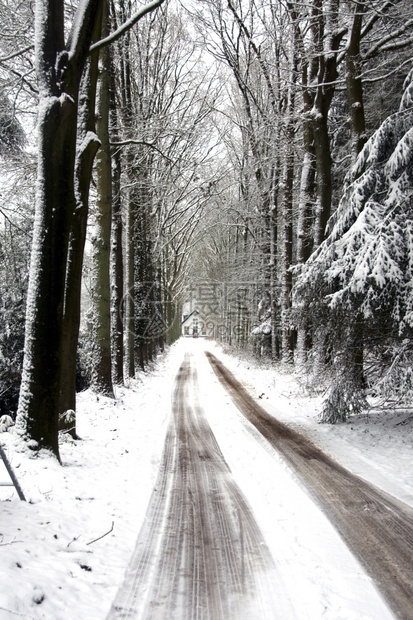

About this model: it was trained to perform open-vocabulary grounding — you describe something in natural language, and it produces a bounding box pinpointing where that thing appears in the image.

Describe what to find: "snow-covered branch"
[0,45,34,63]
[110,139,172,162]
[89,0,167,53]
[363,19,413,60]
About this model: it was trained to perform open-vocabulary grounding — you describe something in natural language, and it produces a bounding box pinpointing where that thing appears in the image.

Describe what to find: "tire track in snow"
[107,353,291,620]
[206,350,413,620]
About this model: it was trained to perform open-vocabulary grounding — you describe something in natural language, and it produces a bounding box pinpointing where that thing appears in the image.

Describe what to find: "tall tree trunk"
[59,50,101,434]
[296,128,316,264]
[295,67,316,366]
[16,0,102,458]
[281,60,296,362]
[117,18,136,379]
[313,114,332,248]
[288,0,317,264]
[135,170,154,369]
[269,181,279,360]
[124,160,136,379]
[91,0,114,395]
[341,1,368,405]
[110,129,124,384]
[312,0,342,249]
[346,1,367,164]
[296,54,316,264]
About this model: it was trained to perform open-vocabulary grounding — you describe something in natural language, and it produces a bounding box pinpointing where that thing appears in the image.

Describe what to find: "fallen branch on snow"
[87,521,114,545]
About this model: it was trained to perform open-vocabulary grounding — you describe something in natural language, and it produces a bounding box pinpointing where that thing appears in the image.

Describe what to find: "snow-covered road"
[207,350,413,620]
[1,338,411,619]
[108,352,288,619]
[108,340,409,620]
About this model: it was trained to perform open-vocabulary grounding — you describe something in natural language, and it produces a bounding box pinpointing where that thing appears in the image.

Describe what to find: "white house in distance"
[181,310,206,337]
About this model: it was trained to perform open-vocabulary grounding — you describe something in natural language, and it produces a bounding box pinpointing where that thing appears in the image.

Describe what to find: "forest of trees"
[1,0,413,459]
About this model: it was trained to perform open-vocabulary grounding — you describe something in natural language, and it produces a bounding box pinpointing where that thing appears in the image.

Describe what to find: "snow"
[1,337,410,619]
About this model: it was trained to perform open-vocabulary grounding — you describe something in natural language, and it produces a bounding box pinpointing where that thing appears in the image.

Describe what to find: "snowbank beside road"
[209,340,413,509]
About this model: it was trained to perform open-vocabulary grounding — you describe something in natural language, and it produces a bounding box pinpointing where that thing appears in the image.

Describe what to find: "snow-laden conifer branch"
[294,68,413,328]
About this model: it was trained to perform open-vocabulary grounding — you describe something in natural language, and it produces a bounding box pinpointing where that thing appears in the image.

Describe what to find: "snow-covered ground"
[0,338,411,619]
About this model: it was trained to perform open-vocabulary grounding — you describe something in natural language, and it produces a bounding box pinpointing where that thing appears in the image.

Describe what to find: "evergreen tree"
[294,69,413,421]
